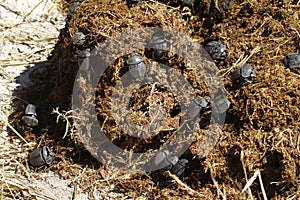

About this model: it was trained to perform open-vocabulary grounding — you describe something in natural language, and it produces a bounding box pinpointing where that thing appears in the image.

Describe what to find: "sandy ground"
[0,0,89,199]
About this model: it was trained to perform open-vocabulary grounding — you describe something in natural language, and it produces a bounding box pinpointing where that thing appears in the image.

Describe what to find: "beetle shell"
[24,104,37,116]
[22,115,38,127]
[69,0,83,13]
[205,41,228,63]
[182,0,195,7]
[128,62,146,78]
[154,150,178,170]
[148,34,169,59]
[240,64,256,79]
[127,53,146,78]
[126,53,144,65]
[283,53,300,69]
[186,101,201,119]
[165,155,179,167]
[126,0,142,5]
[28,146,54,167]
[160,155,179,172]
[78,49,91,58]
[215,98,231,114]
[154,150,170,167]
[232,64,256,83]
[186,96,210,119]
[195,96,210,109]
[170,158,189,176]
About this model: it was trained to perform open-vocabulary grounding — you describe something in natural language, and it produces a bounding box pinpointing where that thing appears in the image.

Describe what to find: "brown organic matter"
[11,0,300,199]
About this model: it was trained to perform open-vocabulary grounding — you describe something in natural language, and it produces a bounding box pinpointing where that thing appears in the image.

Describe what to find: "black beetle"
[126,0,142,6]
[24,104,37,116]
[215,97,231,114]
[69,0,83,13]
[205,41,228,63]
[186,96,210,119]
[28,146,54,168]
[211,97,231,124]
[195,96,210,109]
[126,53,146,78]
[154,150,177,170]
[21,104,38,128]
[154,150,188,177]
[170,159,189,177]
[231,64,257,83]
[182,0,195,7]
[147,31,169,60]
[21,116,38,128]
[283,53,300,70]
[78,48,91,59]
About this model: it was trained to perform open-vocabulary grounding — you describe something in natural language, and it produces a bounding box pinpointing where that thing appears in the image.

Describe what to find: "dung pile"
[11,0,299,199]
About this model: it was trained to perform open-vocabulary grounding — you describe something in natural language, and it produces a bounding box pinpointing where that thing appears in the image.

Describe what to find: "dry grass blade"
[208,164,226,199]
[240,149,254,199]
[242,170,267,200]
[166,171,207,198]
[22,0,46,21]
[223,46,261,76]
[287,183,300,200]
[0,167,16,200]
[4,178,56,200]
[0,109,28,144]
[0,65,14,81]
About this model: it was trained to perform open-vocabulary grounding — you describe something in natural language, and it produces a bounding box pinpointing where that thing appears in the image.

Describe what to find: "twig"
[166,171,206,198]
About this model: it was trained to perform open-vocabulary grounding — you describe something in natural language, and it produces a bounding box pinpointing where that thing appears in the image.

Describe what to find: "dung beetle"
[126,53,146,78]
[211,97,230,124]
[21,104,38,128]
[195,96,210,109]
[147,31,169,60]
[69,0,83,13]
[24,104,37,116]
[154,150,177,170]
[283,53,300,70]
[186,96,210,119]
[154,150,188,177]
[170,159,189,177]
[215,97,231,114]
[182,0,195,7]
[231,64,257,83]
[28,146,54,168]
[21,116,38,128]
[126,0,142,6]
[78,48,91,59]
[204,41,228,63]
